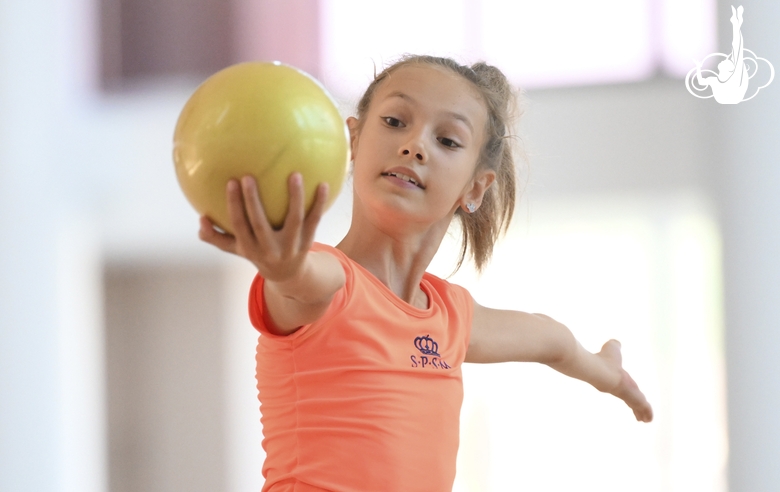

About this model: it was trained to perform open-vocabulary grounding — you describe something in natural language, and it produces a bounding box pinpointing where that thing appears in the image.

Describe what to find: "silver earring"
[466,203,476,213]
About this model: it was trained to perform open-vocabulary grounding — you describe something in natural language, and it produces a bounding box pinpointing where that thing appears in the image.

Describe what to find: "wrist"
[593,349,623,394]
[264,254,312,298]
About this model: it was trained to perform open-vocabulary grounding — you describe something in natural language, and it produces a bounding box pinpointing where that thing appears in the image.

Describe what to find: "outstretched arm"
[199,174,346,335]
[465,301,653,422]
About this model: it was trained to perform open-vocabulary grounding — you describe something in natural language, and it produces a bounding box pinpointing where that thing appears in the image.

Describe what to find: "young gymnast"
[199,55,653,492]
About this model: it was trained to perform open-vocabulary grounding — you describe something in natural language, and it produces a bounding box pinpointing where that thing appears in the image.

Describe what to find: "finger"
[282,172,305,234]
[635,403,653,423]
[241,175,275,242]
[301,182,329,248]
[199,216,237,254]
[227,179,255,242]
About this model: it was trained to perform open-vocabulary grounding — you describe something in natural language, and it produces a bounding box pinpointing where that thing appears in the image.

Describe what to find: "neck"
[336,199,455,307]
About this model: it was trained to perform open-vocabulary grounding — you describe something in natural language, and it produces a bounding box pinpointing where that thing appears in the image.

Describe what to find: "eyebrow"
[384,90,475,134]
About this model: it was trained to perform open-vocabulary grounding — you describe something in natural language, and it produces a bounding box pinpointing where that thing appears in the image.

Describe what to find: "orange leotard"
[249,242,473,491]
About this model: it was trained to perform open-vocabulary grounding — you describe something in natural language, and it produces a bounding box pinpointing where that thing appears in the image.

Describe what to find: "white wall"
[713,2,780,490]
[1,2,68,490]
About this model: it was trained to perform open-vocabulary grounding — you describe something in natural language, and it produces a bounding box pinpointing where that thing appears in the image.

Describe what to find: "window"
[319,0,716,97]
[426,193,727,491]
[100,0,233,90]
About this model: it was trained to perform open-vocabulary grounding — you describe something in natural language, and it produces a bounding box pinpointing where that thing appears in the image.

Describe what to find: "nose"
[399,134,427,163]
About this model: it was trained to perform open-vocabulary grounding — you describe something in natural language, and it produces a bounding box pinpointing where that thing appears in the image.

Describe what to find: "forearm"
[266,250,344,304]
[262,250,345,334]
[467,306,619,391]
[468,302,653,421]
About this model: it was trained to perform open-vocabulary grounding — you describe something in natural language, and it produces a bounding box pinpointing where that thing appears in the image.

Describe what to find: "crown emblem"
[414,335,440,356]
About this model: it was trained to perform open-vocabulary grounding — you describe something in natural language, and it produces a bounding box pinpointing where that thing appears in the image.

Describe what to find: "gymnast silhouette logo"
[685,5,774,104]
[414,335,440,356]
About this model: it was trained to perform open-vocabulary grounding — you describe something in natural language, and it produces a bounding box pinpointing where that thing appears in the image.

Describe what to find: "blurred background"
[1,0,777,491]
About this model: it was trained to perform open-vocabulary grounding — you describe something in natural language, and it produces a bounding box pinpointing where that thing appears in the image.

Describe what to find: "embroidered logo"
[410,334,451,369]
[414,334,440,356]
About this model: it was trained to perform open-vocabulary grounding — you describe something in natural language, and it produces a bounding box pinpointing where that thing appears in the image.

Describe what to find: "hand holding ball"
[173,62,349,233]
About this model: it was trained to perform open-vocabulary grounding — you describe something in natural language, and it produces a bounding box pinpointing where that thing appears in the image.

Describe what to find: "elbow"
[545,320,578,367]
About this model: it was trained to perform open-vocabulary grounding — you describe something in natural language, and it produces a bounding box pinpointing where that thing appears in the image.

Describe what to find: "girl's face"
[348,65,494,229]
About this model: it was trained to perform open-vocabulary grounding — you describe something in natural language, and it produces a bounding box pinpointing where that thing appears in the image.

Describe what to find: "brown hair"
[355,55,524,274]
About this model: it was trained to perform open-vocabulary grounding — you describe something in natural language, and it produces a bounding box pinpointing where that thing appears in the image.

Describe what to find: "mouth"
[380,172,425,189]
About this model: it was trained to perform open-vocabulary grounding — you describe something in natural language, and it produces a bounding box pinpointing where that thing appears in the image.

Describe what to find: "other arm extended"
[466,302,653,422]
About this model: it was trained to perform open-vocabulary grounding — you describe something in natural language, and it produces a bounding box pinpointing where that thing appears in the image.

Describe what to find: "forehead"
[372,65,487,124]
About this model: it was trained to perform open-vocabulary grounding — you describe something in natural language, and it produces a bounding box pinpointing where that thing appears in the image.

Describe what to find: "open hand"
[597,340,654,423]
[199,173,329,283]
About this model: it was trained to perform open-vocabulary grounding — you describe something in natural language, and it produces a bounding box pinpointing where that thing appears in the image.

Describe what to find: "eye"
[438,137,460,149]
[382,116,403,127]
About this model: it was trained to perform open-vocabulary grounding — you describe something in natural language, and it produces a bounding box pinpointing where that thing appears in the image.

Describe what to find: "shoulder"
[249,242,352,338]
[422,271,474,318]
[423,271,473,298]
[309,242,354,281]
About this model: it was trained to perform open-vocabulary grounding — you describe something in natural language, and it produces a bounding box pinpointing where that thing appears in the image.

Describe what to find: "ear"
[346,116,360,157]
[460,169,496,213]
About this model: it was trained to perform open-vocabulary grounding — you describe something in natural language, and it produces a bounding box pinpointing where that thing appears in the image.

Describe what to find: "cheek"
[351,130,377,162]
[452,152,482,183]
[429,170,471,204]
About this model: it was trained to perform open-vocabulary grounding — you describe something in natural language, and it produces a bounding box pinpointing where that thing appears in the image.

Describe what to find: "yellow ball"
[173,62,349,233]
